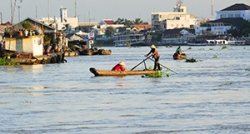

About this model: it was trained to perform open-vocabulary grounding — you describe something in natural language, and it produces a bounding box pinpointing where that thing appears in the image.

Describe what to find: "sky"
[0,0,250,23]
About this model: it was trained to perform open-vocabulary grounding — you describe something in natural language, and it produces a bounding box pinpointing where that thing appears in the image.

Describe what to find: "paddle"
[148,57,178,74]
[130,56,151,71]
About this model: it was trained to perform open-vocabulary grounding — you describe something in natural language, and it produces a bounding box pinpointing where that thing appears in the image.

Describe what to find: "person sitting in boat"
[145,44,161,70]
[176,46,182,54]
[112,61,126,71]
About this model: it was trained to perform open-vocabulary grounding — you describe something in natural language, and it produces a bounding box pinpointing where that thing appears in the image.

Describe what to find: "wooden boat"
[79,48,112,56]
[79,49,99,55]
[98,49,112,55]
[173,52,186,60]
[89,68,158,76]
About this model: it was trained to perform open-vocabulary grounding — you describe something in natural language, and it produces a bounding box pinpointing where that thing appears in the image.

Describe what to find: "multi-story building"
[216,3,250,21]
[40,8,78,30]
[151,1,198,30]
[195,3,250,36]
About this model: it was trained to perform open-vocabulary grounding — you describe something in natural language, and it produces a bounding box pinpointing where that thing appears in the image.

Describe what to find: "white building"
[195,3,250,36]
[97,19,124,35]
[216,3,250,21]
[151,1,198,30]
[195,21,232,36]
[5,35,44,57]
[40,8,78,30]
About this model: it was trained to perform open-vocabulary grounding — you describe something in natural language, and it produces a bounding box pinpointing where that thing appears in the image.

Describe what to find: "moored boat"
[173,52,186,60]
[89,68,158,76]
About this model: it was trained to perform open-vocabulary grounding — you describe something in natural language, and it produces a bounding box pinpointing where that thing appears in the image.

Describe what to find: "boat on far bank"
[206,39,246,45]
[188,38,247,46]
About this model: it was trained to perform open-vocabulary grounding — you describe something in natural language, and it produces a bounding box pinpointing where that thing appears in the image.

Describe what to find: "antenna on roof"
[74,0,77,17]
[174,0,183,12]
[10,0,23,24]
[211,0,215,19]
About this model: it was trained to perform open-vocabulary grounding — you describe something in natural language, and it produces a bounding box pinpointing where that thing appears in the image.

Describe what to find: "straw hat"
[150,44,156,49]
[119,61,126,66]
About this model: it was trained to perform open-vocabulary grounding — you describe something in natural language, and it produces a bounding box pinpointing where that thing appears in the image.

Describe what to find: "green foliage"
[0,57,18,66]
[44,34,53,45]
[221,45,227,49]
[186,58,197,63]
[143,70,170,78]
[22,21,33,30]
[151,31,162,41]
[115,18,148,27]
[105,27,116,37]
[227,20,250,37]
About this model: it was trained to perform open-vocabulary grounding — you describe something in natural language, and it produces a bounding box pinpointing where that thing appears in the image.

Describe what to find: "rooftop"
[221,3,250,11]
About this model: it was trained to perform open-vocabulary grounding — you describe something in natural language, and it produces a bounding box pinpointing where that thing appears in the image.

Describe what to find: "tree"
[22,21,33,30]
[105,27,115,37]
[115,18,149,28]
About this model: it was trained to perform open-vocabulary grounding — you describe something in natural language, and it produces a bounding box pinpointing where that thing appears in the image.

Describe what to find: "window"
[235,14,240,18]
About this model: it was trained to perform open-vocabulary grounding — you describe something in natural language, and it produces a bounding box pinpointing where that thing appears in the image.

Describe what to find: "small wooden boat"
[79,48,112,56]
[173,52,186,60]
[79,49,99,55]
[98,49,112,55]
[89,68,158,76]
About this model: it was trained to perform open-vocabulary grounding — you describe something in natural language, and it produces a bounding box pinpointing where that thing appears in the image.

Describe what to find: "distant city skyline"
[0,0,250,23]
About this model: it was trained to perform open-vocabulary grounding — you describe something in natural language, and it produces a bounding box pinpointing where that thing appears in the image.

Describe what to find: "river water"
[0,46,250,134]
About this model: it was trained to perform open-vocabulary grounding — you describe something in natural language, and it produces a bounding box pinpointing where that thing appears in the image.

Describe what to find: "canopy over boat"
[89,68,158,76]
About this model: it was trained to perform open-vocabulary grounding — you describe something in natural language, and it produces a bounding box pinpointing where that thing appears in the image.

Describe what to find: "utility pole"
[11,0,17,24]
[48,0,50,23]
[10,0,22,24]
[211,0,214,19]
[35,6,38,19]
[0,12,2,24]
[18,5,20,22]
[74,0,77,17]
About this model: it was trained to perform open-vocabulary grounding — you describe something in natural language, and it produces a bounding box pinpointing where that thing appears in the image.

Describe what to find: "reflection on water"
[0,46,250,134]
[20,64,44,74]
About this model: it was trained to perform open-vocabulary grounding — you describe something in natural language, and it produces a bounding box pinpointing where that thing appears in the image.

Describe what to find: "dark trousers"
[154,57,161,70]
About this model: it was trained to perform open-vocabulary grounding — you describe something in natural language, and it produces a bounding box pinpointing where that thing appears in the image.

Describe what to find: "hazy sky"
[1,0,250,23]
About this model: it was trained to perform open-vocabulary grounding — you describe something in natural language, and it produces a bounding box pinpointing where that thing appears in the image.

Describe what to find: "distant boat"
[206,39,246,45]
[113,33,148,47]
[89,68,158,76]
[173,52,186,60]
[188,39,246,46]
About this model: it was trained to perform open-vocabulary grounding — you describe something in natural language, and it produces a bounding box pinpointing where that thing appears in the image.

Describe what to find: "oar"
[131,56,151,71]
[148,58,178,74]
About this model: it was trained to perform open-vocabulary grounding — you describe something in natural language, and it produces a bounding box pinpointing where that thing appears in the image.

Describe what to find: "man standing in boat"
[145,45,161,70]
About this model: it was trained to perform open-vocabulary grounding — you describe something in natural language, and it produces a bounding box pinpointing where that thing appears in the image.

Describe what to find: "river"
[0,46,250,134]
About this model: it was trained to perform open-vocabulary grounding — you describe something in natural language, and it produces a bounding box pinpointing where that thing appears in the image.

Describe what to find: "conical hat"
[119,61,125,66]
[150,44,156,49]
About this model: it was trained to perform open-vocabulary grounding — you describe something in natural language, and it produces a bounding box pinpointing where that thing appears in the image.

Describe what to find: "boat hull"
[173,53,186,60]
[90,68,158,76]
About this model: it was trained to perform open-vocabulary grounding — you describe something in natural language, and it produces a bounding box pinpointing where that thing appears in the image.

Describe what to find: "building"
[97,19,125,35]
[151,1,198,30]
[40,8,78,30]
[131,24,152,32]
[0,22,12,41]
[161,28,195,45]
[195,3,250,36]
[3,18,56,57]
[216,3,250,21]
